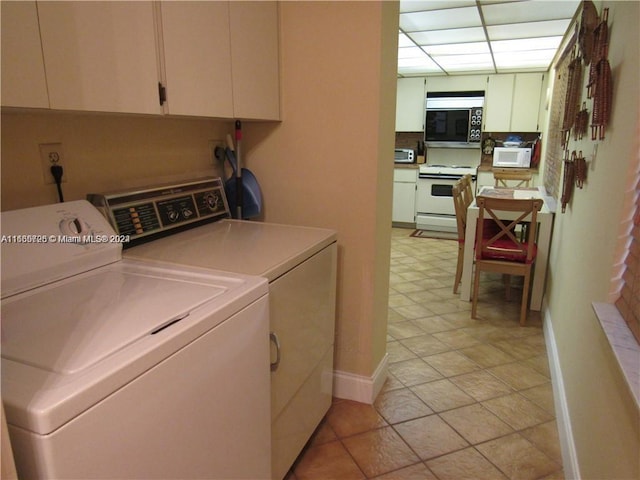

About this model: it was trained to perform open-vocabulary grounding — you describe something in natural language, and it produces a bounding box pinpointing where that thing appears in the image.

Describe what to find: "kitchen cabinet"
[37,2,161,115]
[160,2,234,118]
[484,73,545,132]
[426,74,486,93]
[395,78,425,132]
[3,1,280,120]
[229,1,280,120]
[392,168,417,224]
[161,1,280,120]
[0,1,49,109]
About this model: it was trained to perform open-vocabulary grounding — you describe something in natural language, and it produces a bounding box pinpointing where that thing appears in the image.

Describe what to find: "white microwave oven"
[492,147,532,168]
[394,148,415,163]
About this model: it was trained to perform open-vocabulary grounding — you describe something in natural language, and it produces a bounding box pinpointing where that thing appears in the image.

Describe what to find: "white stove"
[419,164,478,176]
[416,164,478,233]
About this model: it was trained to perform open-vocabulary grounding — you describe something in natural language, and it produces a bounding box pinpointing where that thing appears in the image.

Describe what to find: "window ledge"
[593,302,640,410]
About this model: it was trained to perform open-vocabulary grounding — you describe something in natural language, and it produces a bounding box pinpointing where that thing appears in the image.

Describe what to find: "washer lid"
[1,264,225,375]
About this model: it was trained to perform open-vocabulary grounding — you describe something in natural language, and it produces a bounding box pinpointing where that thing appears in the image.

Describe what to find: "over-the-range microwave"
[492,147,532,168]
[424,91,484,149]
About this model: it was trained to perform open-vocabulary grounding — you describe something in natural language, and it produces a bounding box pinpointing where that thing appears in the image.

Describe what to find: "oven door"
[415,173,475,232]
[416,174,462,215]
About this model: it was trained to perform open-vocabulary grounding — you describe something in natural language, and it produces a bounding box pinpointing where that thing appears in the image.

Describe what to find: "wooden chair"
[452,174,497,294]
[452,177,471,294]
[471,196,543,325]
[493,168,533,188]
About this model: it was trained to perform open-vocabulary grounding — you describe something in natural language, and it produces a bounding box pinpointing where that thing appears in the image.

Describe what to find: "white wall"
[544,2,639,478]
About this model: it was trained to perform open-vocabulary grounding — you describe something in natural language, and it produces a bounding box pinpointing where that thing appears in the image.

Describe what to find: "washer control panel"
[87,178,230,246]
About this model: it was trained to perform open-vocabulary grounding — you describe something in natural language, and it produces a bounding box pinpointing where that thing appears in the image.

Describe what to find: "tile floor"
[287,228,564,480]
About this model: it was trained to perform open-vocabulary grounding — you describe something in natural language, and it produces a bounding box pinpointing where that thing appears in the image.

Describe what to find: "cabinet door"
[37,2,161,115]
[511,73,544,131]
[160,2,234,118]
[396,77,425,132]
[483,74,514,132]
[229,1,280,120]
[1,1,49,108]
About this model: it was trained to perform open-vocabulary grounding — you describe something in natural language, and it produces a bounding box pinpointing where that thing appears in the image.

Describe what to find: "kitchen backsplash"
[395,131,423,150]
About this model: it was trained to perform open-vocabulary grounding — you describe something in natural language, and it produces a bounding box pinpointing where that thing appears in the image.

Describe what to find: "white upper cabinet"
[484,74,515,132]
[229,1,280,120]
[2,1,280,120]
[1,1,49,109]
[511,73,545,132]
[484,73,545,132]
[160,2,234,118]
[37,2,161,115]
[396,78,425,132]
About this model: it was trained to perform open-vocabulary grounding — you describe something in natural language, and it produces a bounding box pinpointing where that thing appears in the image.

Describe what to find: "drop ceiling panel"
[398,0,580,76]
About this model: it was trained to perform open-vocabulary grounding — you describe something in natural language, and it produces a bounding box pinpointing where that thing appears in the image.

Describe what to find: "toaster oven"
[394,148,415,164]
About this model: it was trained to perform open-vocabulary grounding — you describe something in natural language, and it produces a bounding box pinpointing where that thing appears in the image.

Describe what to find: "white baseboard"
[332,353,389,404]
[544,311,581,480]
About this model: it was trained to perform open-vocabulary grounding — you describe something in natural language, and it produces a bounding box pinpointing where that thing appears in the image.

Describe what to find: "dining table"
[459,185,556,311]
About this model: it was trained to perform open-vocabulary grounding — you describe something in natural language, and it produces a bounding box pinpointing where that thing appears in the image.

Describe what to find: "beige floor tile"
[371,462,438,480]
[440,403,513,444]
[423,350,481,377]
[488,361,550,390]
[341,426,420,478]
[476,433,561,480]
[520,383,556,414]
[426,447,509,480]
[306,419,337,447]
[388,358,443,386]
[521,420,563,464]
[393,415,469,460]
[326,399,387,438]
[399,334,450,357]
[524,354,552,377]
[387,321,428,340]
[492,337,546,361]
[410,315,457,333]
[411,379,475,412]
[459,343,516,368]
[379,372,405,394]
[432,328,482,349]
[374,388,433,424]
[449,370,514,401]
[394,303,436,320]
[482,393,554,430]
[386,341,418,363]
[388,293,416,309]
[293,440,365,480]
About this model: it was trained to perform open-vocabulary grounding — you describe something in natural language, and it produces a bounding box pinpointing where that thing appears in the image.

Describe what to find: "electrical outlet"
[39,142,67,184]
[208,140,225,165]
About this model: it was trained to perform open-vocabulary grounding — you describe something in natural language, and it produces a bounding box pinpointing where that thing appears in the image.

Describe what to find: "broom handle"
[235,120,242,219]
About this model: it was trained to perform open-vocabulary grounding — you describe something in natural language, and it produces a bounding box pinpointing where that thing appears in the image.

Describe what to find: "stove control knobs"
[182,207,194,219]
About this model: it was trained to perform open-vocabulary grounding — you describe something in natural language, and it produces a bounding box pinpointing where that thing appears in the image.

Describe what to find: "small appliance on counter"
[492,147,532,168]
[394,148,415,164]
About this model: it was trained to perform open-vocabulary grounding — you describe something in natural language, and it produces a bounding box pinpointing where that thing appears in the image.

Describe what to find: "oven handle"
[419,174,477,181]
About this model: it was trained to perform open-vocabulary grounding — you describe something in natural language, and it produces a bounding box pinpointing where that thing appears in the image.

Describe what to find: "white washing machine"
[1,199,271,479]
[88,178,338,480]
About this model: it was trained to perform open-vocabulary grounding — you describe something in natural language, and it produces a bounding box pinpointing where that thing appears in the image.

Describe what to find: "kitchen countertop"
[393,163,420,169]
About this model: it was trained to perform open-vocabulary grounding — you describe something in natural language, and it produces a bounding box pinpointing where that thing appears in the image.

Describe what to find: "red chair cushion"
[478,238,537,263]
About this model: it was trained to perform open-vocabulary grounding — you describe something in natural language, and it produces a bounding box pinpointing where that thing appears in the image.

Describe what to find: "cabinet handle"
[269,332,281,372]
[158,82,167,106]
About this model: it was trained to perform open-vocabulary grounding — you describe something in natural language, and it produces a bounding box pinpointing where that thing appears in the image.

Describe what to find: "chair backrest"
[475,196,543,263]
[493,169,533,188]
[452,175,473,241]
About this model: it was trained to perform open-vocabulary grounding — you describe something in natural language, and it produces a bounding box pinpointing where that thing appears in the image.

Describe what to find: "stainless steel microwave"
[394,148,415,163]
[424,92,484,149]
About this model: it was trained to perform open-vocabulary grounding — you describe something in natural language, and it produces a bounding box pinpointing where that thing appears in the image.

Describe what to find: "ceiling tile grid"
[398,0,580,76]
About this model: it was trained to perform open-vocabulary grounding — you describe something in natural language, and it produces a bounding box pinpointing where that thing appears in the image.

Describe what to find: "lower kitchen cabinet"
[392,168,418,224]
